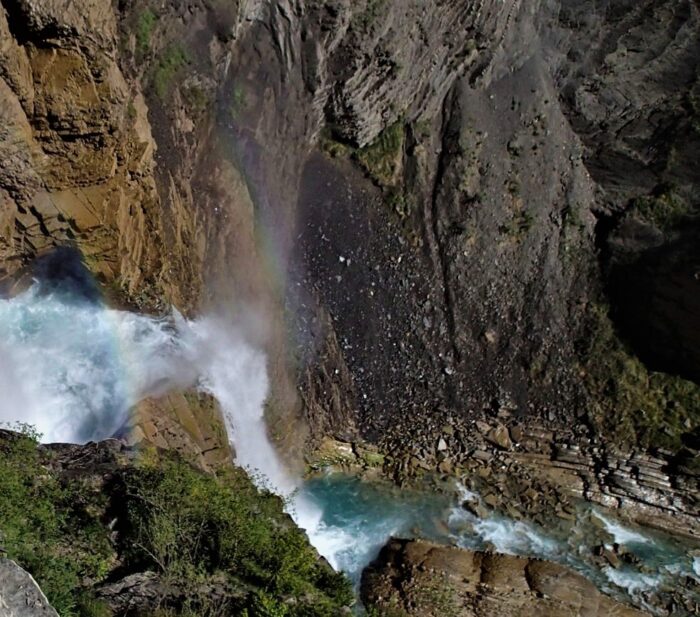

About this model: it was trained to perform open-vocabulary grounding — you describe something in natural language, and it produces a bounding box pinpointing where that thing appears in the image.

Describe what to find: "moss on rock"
[581,304,700,452]
[356,122,405,187]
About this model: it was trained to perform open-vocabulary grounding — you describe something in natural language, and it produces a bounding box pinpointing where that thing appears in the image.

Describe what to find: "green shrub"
[153,46,189,99]
[356,122,405,186]
[0,431,352,616]
[631,189,692,230]
[499,210,533,239]
[124,452,352,615]
[581,304,700,451]
[354,0,387,31]
[119,457,353,614]
[0,428,113,616]
[136,9,157,55]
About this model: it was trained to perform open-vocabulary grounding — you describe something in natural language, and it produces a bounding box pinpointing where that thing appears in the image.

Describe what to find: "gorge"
[0,0,699,615]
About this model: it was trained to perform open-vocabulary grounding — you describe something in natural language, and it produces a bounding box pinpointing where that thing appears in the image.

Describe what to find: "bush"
[136,9,158,55]
[581,304,700,451]
[0,431,352,616]
[356,122,405,186]
[119,457,353,615]
[153,46,189,99]
[0,428,113,616]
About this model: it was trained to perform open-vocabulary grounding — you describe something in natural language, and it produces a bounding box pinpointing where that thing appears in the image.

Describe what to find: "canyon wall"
[0,0,698,536]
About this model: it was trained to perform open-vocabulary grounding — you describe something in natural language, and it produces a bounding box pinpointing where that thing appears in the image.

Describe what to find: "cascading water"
[1,278,699,609]
[0,284,195,443]
[0,281,349,572]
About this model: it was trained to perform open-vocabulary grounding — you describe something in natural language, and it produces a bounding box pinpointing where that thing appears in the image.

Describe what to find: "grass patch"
[499,210,533,239]
[630,188,693,231]
[153,45,189,99]
[319,128,354,159]
[228,84,247,120]
[355,121,405,186]
[182,84,209,115]
[0,427,114,616]
[354,0,387,31]
[136,9,158,56]
[0,429,353,616]
[581,304,700,452]
[120,458,353,614]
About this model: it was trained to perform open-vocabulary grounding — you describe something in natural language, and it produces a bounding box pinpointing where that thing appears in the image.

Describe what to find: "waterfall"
[0,283,337,567]
[0,285,194,443]
[1,281,698,596]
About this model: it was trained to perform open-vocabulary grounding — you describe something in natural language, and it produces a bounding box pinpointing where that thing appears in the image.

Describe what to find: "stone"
[476,421,491,435]
[361,540,651,616]
[483,493,500,508]
[486,424,513,450]
[0,559,59,617]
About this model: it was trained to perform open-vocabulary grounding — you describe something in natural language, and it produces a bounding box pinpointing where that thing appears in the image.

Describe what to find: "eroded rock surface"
[0,559,58,617]
[0,0,201,310]
[361,539,650,617]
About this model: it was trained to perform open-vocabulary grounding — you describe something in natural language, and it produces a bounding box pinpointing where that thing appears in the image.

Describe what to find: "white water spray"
[0,286,195,442]
[174,317,333,565]
[0,285,337,566]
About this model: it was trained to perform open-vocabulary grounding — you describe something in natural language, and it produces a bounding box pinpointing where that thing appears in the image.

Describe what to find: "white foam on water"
[446,492,561,560]
[604,566,662,594]
[455,481,479,504]
[473,517,562,558]
[0,286,195,443]
[593,512,652,546]
[308,512,402,576]
[176,317,354,570]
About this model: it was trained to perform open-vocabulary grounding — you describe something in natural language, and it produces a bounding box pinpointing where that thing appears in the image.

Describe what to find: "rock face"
[130,391,232,473]
[361,539,649,617]
[0,0,201,310]
[0,0,698,584]
[0,559,58,617]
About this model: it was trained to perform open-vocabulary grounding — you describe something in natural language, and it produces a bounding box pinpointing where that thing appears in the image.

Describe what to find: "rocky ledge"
[361,539,649,617]
[0,559,58,617]
[0,430,352,616]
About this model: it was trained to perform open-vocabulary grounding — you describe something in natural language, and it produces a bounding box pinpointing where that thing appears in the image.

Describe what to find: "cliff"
[0,0,698,581]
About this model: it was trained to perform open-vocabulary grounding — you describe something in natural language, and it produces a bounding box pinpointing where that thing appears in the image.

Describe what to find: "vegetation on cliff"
[0,429,352,617]
[582,305,700,452]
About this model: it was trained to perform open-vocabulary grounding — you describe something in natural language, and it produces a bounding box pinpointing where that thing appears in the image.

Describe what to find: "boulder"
[361,539,651,617]
[0,559,58,617]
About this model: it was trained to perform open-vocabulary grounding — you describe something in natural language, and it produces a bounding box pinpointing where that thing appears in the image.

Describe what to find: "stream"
[0,278,698,614]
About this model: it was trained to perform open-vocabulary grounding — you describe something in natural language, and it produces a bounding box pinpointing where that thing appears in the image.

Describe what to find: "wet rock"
[594,545,621,569]
[483,493,500,509]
